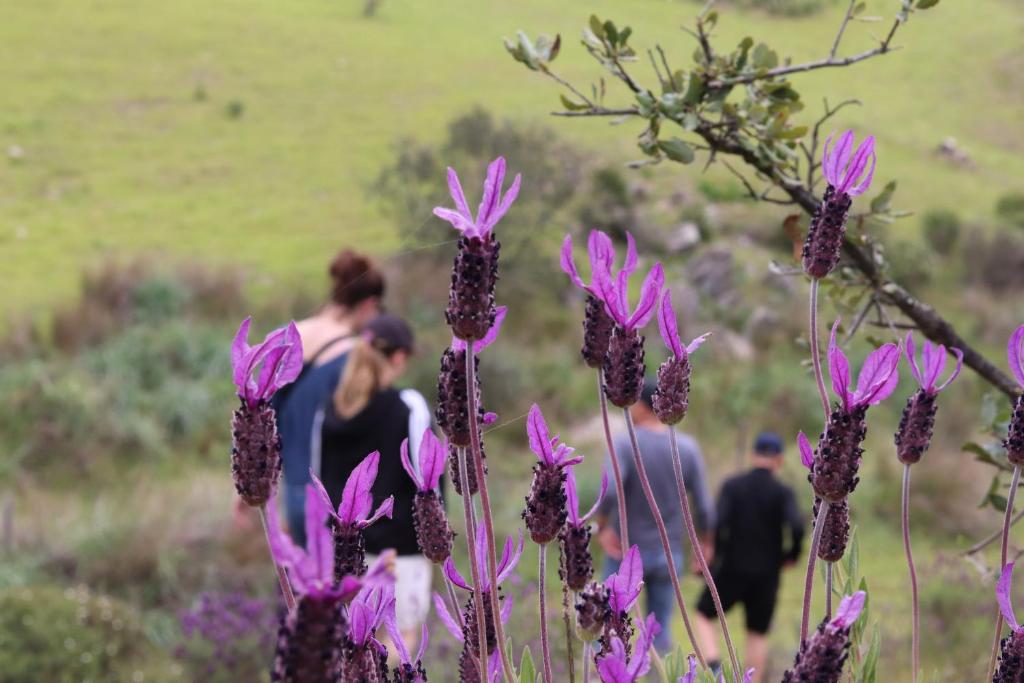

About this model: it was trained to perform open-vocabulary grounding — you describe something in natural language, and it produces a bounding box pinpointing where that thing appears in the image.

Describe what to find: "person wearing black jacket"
[695,432,805,683]
[315,314,433,655]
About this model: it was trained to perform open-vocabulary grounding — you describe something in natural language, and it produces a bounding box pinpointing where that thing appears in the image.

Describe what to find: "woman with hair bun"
[271,249,386,546]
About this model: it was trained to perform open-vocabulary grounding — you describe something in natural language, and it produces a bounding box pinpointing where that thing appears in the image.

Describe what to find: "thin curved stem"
[539,544,554,683]
[825,563,833,621]
[800,499,831,643]
[988,464,1021,679]
[257,504,296,612]
[456,445,489,679]
[622,409,706,668]
[466,349,517,683]
[902,464,920,683]
[445,575,466,629]
[562,580,576,683]
[598,369,629,549]
[582,641,591,683]
[809,279,831,422]
[669,425,738,682]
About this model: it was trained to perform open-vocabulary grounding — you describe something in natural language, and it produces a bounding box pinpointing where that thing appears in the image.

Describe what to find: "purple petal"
[678,655,698,683]
[526,404,553,465]
[419,429,446,491]
[608,545,644,613]
[596,654,630,683]
[304,480,335,586]
[581,469,610,524]
[831,590,866,629]
[1009,325,1024,389]
[446,167,473,221]
[499,593,514,627]
[561,234,588,290]
[936,348,963,393]
[626,263,665,329]
[904,333,924,388]
[357,496,394,529]
[922,340,947,391]
[998,562,1019,631]
[482,412,498,425]
[339,451,380,524]
[485,172,521,234]
[263,491,303,584]
[348,601,374,646]
[852,343,900,407]
[443,557,472,591]
[657,290,684,358]
[230,317,253,389]
[828,130,855,190]
[828,319,852,409]
[415,623,429,667]
[589,230,615,270]
[433,592,464,641]
[472,306,508,354]
[477,157,506,230]
[400,437,423,490]
[496,531,524,586]
[565,466,581,525]
[742,668,756,683]
[254,344,290,402]
[820,133,837,187]
[840,135,875,195]
[685,332,711,356]
[594,262,626,325]
[432,207,474,235]
[622,232,639,277]
[847,148,877,197]
[275,322,304,387]
[797,431,815,470]
[628,614,658,678]
[384,612,411,665]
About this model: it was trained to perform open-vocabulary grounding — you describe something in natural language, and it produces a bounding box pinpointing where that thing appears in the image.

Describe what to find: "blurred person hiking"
[596,378,715,653]
[695,431,805,683]
[314,313,433,657]
[270,250,385,546]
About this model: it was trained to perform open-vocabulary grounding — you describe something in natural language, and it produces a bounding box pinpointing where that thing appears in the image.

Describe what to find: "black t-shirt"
[317,387,432,556]
[713,467,805,577]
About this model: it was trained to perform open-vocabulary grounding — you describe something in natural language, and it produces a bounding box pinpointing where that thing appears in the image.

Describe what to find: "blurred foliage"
[921,208,962,256]
[175,592,278,683]
[996,191,1024,230]
[729,0,834,16]
[0,585,178,682]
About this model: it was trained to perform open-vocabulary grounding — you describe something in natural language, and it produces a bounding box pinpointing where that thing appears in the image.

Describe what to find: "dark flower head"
[231,318,303,408]
[435,308,504,447]
[523,404,582,543]
[387,623,429,683]
[653,291,710,424]
[433,157,521,240]
[596,613,659,683]
[814,497,850,563]
[996,562,1024,682]
[433,591,514,682]
[575,582,611,640]
[897,333,961,464]
[405,429,454,563]
[270,593,346,683]
[783,591,866,683]
[804,403,868,503]
[1004,327,1024,467]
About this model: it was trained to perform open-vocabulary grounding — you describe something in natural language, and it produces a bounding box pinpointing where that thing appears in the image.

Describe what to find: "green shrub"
[921,208,961,256]
[996,191,1024,229]
[0,585,178,682]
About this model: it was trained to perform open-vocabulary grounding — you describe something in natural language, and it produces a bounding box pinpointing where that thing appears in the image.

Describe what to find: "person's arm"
[783,487,806,565]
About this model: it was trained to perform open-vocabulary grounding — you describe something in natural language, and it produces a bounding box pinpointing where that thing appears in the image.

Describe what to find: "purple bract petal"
[678,655,698,683]
[433,592,464,642]
[356,496,394,529]
[831,590,866,629]
[419,429,446,491]
[526,403,554,465]
[904,333,924,388]
[839,135,875,196]
[935,348,963,393]
[1009,325,1024,389]
[658,290,684,358]
[828,319,852,410]
[443,557,472,592]
[851,342,900,407]
[797,431,815,470]
[607,545,644,613]
[581,469,609,525]
[685,332,711,356]
[447,167,473,222]
[338,451,381,525]
[626,263,664,329]
[399,437,423,491]
[432,207,475,235]
[999,562,1020,631]
[495,530,524,587]
[561,234,587,290]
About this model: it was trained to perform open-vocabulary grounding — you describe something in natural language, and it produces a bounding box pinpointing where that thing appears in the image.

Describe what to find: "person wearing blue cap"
[694,431,805,683]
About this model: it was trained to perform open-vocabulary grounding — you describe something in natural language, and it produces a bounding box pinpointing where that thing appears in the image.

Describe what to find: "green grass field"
[2,0,1022,319]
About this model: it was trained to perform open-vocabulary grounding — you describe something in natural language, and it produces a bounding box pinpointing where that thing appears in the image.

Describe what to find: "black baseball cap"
[365,314,415,355]
[640,377,658,409]
[754,431,784,456]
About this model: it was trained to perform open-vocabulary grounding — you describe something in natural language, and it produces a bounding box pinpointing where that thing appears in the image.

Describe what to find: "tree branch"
[829,0,859,60]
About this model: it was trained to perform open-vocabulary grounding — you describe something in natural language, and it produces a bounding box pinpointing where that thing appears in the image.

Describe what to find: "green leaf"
[518,645,536,683]
[869,180,897,214]
[751,43,779,70]
[991,493,1009,512]
[603,20,618,46]
[658,138,695,164]
[916,0,940,8]
[682,112,700,131]
[559,94,589,111]
[779,125,809,140]
[853,2,867,15]
[858,625,881,682]
[588,15,605,40]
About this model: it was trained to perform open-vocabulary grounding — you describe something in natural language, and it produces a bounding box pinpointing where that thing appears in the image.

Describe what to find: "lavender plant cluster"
[176,592,278,680]
[221,136,1024,682]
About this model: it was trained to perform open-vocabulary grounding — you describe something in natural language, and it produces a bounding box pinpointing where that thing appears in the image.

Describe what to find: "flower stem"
[825,563,833,620]
[622,409,706,668]
[257,504,296,613]
[598,369,629,549]
[582,641,591,683]
[445,573,466,629]
[901,464,920,683]
[669,425,738,682]
[987,464,1021,679]
[809,279,831,422]
[538,544,554,683]
[466,348,517,683]
[456,444,489,680]
[561,579,576,683]
[800,499,831,643]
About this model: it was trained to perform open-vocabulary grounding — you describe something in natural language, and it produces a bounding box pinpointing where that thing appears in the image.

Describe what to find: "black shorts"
[696,570,779,634]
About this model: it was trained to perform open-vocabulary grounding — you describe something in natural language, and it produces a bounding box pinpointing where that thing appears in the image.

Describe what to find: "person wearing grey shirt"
[596,379,714,652]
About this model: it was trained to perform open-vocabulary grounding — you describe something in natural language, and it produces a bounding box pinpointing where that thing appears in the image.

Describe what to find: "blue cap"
[754,431,784,455]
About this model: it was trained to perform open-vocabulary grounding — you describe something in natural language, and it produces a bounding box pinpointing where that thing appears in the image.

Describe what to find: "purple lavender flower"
[401,428,455,564]
[342,584,395,682]
[895,333,963,465]
[575,582,611,641]
[434,158,520,342]
[562,230,638,368]
[309,452,394,580]
[675,653,754,683]
[560,466,608,591]
[434,586,515,683]
[802,131,877,279]
[522,404,584,544]
[653,291,710,425]
[444,522,523,599]
[230,318,303,507]
[995,562,1024,682]
[1004,326,1024,466]
[597,545,644,655]
[436,307,506,451]
[807,321,899,502]
[783,591,866,683]
[798,434,852,562]
[387,623,429,683]
[595,613,659,683]
[593,258,665,408]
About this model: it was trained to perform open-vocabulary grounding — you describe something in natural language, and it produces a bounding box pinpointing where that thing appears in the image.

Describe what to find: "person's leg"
[742,572,780,683]
[694,609,721,664]
[643,570,675,653]
[392,555,432,661]
[745,632,768,683]
[695,569,739,674]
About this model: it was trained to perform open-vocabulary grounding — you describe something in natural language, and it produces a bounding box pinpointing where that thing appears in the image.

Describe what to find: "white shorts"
[367,554,433,632]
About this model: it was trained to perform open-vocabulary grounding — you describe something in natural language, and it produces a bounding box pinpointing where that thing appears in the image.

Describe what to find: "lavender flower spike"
[445,521,524,595]
[654,290,710,424]
[523,403,584,544]
[802,130,877,279]
[343,584,396,682]
[594,258,666,408]
[562,230,638,367]
[809,321,899,502]
[1004,325,1024,466]
[310,452,394,580]
[589,545,644,655]
[230,318,303,507]
[434,591,514,683]
[435,159,520,342]
[994,562,1024,682]
[596,613,659,683]
[896,333,963,465]
[402,429,454,564]
[387,621,429,683]
[560,466,608,591]
[783,591,866,683]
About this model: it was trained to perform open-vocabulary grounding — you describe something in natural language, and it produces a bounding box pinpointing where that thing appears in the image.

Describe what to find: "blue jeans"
[603,548,683,653]
[283,482,307,548]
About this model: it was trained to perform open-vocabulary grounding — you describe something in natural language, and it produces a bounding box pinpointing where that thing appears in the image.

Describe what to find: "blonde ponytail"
[334,339,389,418]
